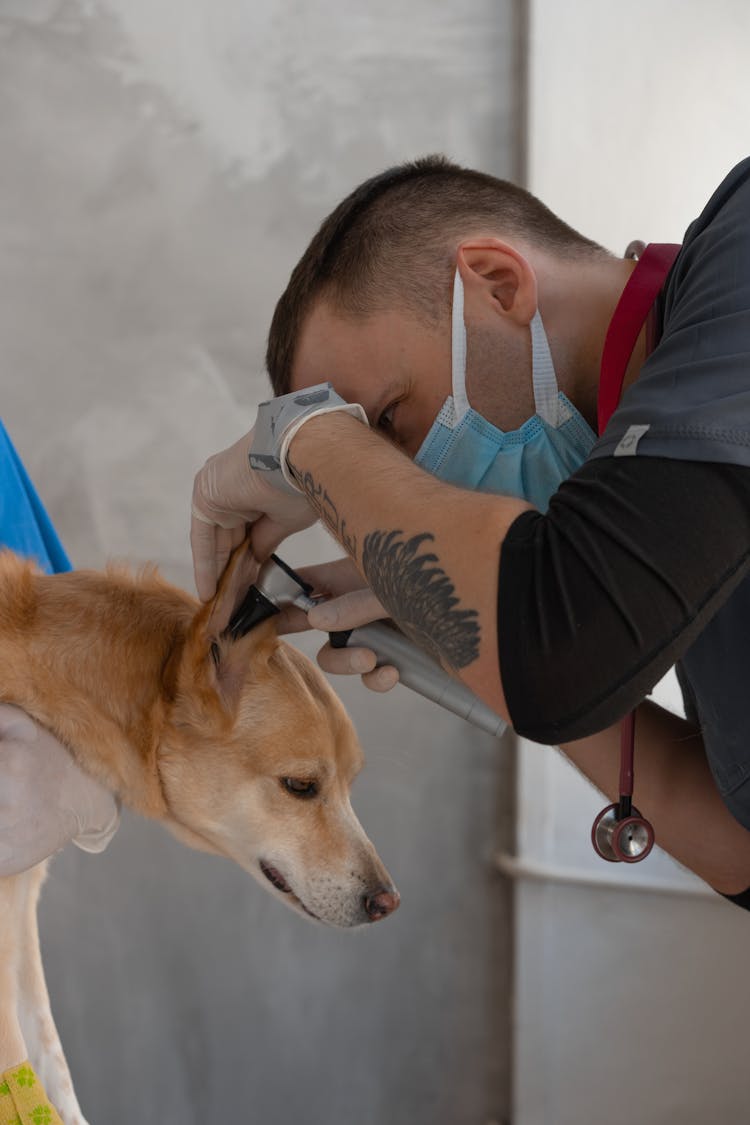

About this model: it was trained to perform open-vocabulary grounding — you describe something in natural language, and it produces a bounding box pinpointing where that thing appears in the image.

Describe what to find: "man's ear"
[457,238,538,327]
[188,539,277,715]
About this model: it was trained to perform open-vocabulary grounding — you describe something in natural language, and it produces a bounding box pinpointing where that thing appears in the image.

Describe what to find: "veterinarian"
[189,155,750,908]
[0,420,119,879]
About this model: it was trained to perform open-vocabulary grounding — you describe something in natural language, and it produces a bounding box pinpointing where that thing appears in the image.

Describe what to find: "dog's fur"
[0,546,397,1123]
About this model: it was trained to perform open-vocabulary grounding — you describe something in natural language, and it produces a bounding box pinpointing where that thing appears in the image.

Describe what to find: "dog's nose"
[364,886,400,922]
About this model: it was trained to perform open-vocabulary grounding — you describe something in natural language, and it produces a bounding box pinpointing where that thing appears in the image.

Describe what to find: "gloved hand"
[0,704,120,877]
[276,557,400,693]
[191,429,317,602]
[190,383,368,601]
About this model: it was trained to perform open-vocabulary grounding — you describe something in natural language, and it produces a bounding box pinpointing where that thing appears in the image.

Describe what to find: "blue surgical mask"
[414,270,597,511]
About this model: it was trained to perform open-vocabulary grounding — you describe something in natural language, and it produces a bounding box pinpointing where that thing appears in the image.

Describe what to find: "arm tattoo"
[362,529,480,670]
[289,465,358,557]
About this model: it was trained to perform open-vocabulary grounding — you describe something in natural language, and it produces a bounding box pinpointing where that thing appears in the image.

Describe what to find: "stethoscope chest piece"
[591,802,655,863]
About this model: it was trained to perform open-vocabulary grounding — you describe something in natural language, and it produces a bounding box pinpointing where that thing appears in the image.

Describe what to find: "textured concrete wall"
[0,2,522,1122]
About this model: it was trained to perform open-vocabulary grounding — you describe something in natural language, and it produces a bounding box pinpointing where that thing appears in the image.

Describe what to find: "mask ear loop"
[455,268,562,429]
[530,309,562,427]
[451,269,470,421]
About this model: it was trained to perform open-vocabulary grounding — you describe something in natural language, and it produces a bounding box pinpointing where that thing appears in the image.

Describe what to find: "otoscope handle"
[330,623,507,738]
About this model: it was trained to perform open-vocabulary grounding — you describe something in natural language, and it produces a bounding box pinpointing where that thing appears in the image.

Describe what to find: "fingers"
[71,790,121,853]
[294,556,366,598]
[308,588,393,692]
[307,587,387,632]
[274,558,369,634]
[274,579,399,692]
[362,665,400,692]
[0,713,121,874]
[190,516,245,602]
[316,642,399,692]
[250,504,319,562]
[0,702,37,740]
[255,555,372,634]
[277,598,400,691]
[190,424,320,594]
[250,515,291,562]
[191,438,256,599]
[317,641,378,676]
[216,525,246,588]
[275,562,377,636]
[274,604,312,635]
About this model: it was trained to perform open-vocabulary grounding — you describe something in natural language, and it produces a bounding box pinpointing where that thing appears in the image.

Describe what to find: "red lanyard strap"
[597,243,681,436]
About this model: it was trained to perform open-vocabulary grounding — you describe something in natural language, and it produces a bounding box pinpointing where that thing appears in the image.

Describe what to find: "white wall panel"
[516,4,750,1122]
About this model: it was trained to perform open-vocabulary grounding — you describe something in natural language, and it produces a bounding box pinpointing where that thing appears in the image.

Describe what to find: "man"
[190,155,750,906]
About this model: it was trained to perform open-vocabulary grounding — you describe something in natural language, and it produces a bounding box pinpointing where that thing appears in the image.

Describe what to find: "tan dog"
[0,545,398,1124]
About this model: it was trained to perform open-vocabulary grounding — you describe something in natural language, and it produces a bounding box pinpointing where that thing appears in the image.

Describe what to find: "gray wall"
[0,2,523,1122]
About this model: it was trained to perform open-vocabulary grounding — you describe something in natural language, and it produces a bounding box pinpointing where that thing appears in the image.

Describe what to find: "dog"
[0,544,398,1123]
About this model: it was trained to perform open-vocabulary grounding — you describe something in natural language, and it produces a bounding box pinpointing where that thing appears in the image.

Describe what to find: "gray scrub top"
[591,157,750,829]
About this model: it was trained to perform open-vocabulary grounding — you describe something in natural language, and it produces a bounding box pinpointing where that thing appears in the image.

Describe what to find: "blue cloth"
[0,418,71,573]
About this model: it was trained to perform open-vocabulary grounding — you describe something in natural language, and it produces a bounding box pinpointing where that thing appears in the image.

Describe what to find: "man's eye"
[281,777,318,799]
[377,403,396,431]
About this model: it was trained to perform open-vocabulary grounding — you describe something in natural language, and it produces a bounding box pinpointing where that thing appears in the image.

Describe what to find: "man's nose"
[364,886,401,921]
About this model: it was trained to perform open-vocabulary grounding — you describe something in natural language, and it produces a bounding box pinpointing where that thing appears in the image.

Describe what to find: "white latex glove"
[0,704,120,877]
[190,429,317,602]
[191,384,368,602]
[276,557,401,694]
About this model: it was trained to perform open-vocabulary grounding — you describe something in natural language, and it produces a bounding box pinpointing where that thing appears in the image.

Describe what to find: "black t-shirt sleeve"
[497,455,750,744]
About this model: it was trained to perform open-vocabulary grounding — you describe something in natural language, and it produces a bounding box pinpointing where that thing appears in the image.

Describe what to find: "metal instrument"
[228,555,507,738]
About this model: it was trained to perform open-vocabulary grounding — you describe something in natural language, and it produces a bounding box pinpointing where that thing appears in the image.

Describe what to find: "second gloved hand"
[276,557,400,693]
[191,384,368,602]
[191,428,317,602]
[0,704,120,877]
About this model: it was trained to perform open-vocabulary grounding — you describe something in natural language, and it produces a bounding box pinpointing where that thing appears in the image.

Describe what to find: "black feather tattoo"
[362,530,480,670]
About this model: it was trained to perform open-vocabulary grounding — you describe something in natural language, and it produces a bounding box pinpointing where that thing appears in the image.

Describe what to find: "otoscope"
[227,555,507,738]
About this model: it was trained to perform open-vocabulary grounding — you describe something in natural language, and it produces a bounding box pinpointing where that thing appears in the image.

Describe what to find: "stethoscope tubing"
[592,710,655,863]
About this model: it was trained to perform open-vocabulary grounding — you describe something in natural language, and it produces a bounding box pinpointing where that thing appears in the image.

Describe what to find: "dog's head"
[158,544,399,928]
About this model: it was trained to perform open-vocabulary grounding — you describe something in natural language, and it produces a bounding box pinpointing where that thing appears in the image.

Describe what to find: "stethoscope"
[589,240,681,864]
[591,711,654,862]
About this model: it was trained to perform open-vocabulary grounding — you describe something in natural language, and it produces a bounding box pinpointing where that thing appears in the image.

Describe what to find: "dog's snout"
[364,886,400,922]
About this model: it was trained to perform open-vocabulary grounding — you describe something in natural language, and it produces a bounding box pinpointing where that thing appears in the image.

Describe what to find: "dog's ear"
[205,538,261,639]
[188,540,277,715]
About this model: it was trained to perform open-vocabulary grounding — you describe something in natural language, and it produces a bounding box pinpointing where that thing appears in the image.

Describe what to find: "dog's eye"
[281,777,318,799]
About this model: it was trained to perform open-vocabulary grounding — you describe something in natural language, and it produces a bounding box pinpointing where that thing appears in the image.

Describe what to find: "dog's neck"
[0,559,197,818]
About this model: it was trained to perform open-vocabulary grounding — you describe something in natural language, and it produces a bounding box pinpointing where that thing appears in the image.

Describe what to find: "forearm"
[287,412,530,718]
[561,700,750,893]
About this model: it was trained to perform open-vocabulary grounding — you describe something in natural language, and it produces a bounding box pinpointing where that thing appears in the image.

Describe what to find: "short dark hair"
[266,155,606,395]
